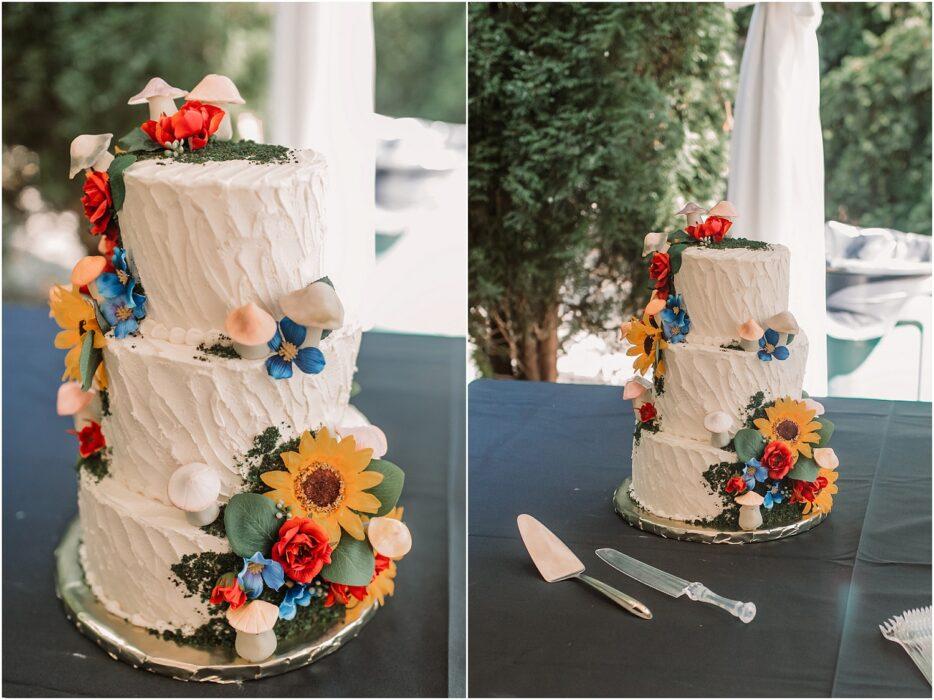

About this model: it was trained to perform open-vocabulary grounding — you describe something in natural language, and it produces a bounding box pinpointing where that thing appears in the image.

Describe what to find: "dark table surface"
[2,304,465,698]
[468,379,932,697]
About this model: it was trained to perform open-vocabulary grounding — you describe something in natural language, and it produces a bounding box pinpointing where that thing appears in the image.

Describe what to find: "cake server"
[517,515,652,620]
[596,548,756,623]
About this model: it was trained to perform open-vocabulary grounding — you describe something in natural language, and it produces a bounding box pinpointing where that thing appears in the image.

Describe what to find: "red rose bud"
[704,216,732,242]
[725,476,747,494]
[69,421,106,458]
[791,475,828,504]
[271,517,333,584]
[141,101,225,152]
[374,554,391,577]
[638,402,657,423]
[323,581,368,608]
[648,252,671,289]
[210,572,246,609]
[81,171,113,236]
[761,440,794,480]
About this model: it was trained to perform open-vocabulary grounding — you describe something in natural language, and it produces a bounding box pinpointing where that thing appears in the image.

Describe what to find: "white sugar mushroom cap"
[69,134,113,179]
[187,74,245,105]
[676,202,705,216]
[227,600,279,634]
[813,447,839,470]
[57,382,95,416]
[642,231,668,257]
[707,200,739,219]
[279,280,345,330]
[128,77,188,105]
[765,311,800,335]
[738,319,764,341]
[168,462,221,512]
[735,490,764,507]
[225,302,277,345]
[622,376,652,400]
[803,398,825,416]
[703,410,732,433]
[367,516,412,559]
[338,424,388,459]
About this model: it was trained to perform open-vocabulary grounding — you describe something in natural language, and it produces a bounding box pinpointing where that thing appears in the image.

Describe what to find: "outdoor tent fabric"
[727,1,829,395]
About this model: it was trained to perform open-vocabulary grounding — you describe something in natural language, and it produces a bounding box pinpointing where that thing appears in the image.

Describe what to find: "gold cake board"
[614,478,827,544]
[55,517,376,682]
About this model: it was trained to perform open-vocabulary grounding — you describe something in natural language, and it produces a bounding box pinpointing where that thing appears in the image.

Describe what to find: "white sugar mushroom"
[622,376,653,412]
[676,202,706,227]
[735,490,764,531]
[367,516,412,560]
[128,77,188,121]
[804,398,825,416]
[642,231,669,257]
[227,600,279,662]
[186,74,245,141]
[813,447,839,470]
[707,200,739,220]
[703,410,733,448]
[738,319,764,352]
[765,310,800,346]
[56,382,101,430]
[337,424,388,459]
[168,463,221,526]
[69,134,114,179]
[279,280,345,348]
[225,302,278,359]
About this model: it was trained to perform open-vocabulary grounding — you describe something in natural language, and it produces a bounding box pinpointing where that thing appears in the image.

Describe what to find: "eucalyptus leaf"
[107,154,137,213]
[93,301,111,335]
[118,126,162,153]
[667,230,689,245]
[668,242,687,274]
[321,535,374,586]
[223,492,281,558]
[733,428,765,463]
[816,417,835,447]
[79,330,102,392]
[365,459,405,517]
[787,455,819,482]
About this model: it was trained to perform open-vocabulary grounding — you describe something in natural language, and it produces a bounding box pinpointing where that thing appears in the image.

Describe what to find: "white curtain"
[727,2,828,395]
[269,2,376,329]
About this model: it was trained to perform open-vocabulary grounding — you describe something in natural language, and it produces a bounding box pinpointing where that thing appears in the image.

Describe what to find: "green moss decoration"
[703,237,770,251]
[236,426,304,492]
[196,341,242,360]
[170,551,242,603]
[201,504,227,539]
[154,617,235,649]
[696,459,808,530]
[99,389,111,417]
[720,341,744,351]
[742,391,767,426]
[76,449,110,482]
[652,373,665,397]
[133,140,295,166]
[632,419,659,446]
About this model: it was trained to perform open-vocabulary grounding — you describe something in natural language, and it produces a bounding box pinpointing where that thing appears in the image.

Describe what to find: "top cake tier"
[674,244,790,347]
[119,150,327,335]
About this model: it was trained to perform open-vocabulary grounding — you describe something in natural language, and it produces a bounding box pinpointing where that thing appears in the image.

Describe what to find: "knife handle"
[685,582,756,623]
[578,574,652,620]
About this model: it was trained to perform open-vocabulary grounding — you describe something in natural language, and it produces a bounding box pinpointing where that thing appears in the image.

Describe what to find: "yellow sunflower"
[753,397,822,460]
[261,428,383,544]
[625,310,667,377]
[49,285,108,388]
[804,469,839,516]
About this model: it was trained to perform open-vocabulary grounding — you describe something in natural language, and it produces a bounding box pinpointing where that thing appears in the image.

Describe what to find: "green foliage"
[223,492,281,558]
[78,329,102,391]
[321,536,375,586]
[365,459,405,517]
[787,455,819,482]
[469,3,736,377]
[374,3,466,122]
[815,416,835,448]
[733,427,765,463]
[107,154,136,212]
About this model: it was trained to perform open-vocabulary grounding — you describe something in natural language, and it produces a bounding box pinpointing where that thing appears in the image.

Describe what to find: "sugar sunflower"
[260,428,383,544]
[804,468,839,516]
[49,285,108,388]
[753,397,822,460]
[624,310,667,377]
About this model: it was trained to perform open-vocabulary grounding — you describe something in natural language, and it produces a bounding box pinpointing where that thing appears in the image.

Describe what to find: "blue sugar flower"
[661,294,691,343]
[278,584,314,620]
[101,296,146,339]
[763,482,784,510]
[757,328,790,362]
[97,248,143,309]
[266,317,326,380]
[238,552,285,599]
[741,458,768,490]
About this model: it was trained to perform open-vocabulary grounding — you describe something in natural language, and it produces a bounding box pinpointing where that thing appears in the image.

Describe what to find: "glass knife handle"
[685,582,756,623]
[578,574,652,620]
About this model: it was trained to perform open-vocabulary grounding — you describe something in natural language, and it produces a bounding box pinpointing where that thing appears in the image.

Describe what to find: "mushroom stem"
[685,211,702,227]
[147,95,178,121]
[235,629,277,663]
[205,103,233,141]
[185,503,220,527]
[777,332,795,347]
[738,505,763,531]
[740,338,759,352]
[91,151,114,173]
[306,327,324,349]
[709,431,730,449]
[232,341,270,360]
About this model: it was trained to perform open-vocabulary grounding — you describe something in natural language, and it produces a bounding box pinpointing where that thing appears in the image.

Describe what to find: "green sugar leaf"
[79,330,102,391]
[816,417,835,447]
[224,492,281,558]
[787,455,819,482]
[364,459,405,517]
[118,126,162,153]
[321,535,374,586]
[668,242,687,274]
[107,154,137,212]
[733,428,765,463]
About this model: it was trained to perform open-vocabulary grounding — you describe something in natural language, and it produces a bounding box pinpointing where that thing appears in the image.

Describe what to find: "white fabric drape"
[269,2,376,329]
[727,1,828,395]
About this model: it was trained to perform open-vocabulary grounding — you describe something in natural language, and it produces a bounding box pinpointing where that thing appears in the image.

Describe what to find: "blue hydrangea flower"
[661,294,691,343]
[97,248,143,309]
[763,481,784,510]
[278,584,314,620]
[238,552,285,599]
[266,317,326,380]
[741,458,768,490]
[101,296,146,339]
[757,328,790,362]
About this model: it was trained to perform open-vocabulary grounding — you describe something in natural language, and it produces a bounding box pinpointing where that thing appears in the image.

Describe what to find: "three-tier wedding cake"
[621,201,839,535]
[52,75,411,667]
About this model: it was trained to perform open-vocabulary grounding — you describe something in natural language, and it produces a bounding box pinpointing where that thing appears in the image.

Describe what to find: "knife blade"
[596,548,756,623]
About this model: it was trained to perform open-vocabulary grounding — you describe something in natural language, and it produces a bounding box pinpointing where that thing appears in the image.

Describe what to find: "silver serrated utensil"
[596,548,756,623]
[516,515,652,619]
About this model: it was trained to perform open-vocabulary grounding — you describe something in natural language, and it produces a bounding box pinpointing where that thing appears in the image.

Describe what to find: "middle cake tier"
[102,325,361,503]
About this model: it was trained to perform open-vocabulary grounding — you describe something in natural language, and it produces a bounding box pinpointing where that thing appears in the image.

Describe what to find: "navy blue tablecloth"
[2,304,464,698]
[468,379,931,697]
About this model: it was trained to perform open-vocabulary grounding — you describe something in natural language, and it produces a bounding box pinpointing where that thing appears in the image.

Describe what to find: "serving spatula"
[516,514,652,619]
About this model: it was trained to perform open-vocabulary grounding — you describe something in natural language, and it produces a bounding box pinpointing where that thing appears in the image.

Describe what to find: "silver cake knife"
[596,548,756,623]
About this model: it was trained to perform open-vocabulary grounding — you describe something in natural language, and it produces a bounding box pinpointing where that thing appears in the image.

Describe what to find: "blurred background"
[2,1,466,336]
[469,2,931,401]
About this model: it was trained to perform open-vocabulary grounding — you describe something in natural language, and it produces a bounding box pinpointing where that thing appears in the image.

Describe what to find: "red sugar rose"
[762,440,794,480]
[324,581,368,608]
[271,517,333,584]
[638,402,657,423]
[81,171,113,236]
[648,251,671,290]
[686,215,733,243]
[210,573,246,609]
[725,476,747,495]
[141,100,225,152]
[69,421,105,458]
[791,475,828,505]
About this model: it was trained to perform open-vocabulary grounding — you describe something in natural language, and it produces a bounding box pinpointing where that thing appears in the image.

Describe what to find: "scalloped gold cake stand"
[614,478,827,544]
[55,517,376,682]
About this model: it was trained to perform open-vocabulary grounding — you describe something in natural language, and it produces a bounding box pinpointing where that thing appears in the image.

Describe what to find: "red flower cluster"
[648,252,671,297]
[638,402,657,423]
[69,421,105,458]
[324,581,368,608]
[790,476,828,505]
[686,215,732,242]
[271,517,333,584]
[761,441,794,480]
[725,476,747,495]
[141,101,225,152]
[81,171,113,236]
[210,573,246,610]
